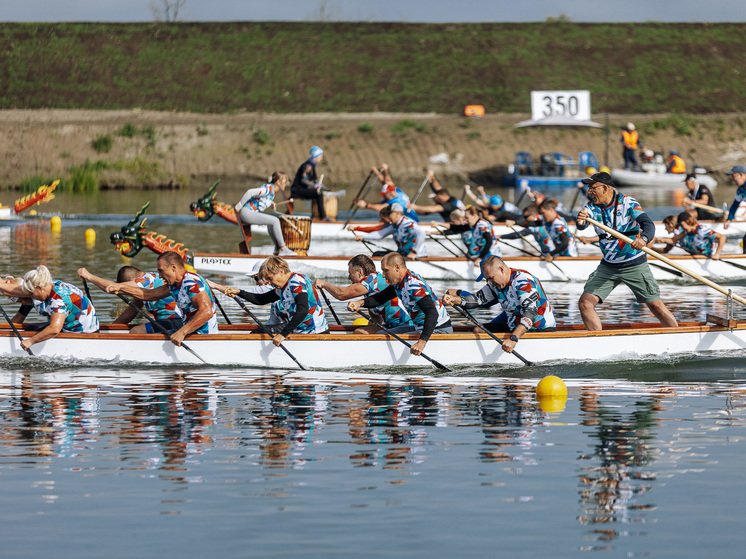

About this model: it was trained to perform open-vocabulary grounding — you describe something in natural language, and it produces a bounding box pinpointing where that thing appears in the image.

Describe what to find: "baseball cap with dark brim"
[726,165,746,175]
[581,171,615,187]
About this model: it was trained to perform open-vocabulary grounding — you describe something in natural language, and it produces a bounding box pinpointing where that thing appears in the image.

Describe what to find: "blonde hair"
[22,265,53,292]
[262,255,290,276]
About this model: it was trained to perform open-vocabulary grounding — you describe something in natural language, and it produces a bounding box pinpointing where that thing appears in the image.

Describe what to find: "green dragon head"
[110,202,150,258]
[189,180,220,222]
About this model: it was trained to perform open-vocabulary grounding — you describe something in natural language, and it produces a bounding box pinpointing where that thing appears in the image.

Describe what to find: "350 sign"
[530,90,591,122]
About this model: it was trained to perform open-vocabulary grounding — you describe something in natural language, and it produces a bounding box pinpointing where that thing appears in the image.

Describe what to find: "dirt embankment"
[1,110,745,190]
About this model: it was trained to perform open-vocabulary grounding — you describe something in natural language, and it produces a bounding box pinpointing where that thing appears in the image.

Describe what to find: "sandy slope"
[0,109,744,189]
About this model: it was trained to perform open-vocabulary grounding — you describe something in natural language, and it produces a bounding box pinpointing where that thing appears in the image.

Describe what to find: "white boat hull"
[611,168,718,189]
[2,322,745,369]
[193,252,746,282]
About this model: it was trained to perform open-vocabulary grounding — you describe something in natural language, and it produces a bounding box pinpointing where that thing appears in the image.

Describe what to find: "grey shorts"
[584,262,660,304]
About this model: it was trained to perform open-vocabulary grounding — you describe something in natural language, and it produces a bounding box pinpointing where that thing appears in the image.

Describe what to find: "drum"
[311,192,339,220]
[280,215,312,255]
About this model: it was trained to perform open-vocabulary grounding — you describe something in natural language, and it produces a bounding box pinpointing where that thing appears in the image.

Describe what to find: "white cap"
[627,122,636,131]
[246,259,264,277]
[390,203,404,213]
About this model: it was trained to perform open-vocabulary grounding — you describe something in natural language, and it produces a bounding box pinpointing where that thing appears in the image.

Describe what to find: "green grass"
[91,134,113,153]
[0,22,744,113]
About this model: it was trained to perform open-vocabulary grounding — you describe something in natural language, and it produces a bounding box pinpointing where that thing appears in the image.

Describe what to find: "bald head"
[380,252,408,285]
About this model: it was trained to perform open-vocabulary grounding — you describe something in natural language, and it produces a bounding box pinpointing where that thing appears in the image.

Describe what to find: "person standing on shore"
[620,123,640,170]
[575,172,678,331]
[291,145,329,221]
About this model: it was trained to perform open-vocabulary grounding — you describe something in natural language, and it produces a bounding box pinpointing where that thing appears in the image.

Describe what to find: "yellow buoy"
[84,228,96,244]
[352,317,369,327]
[49,215,62,232]
[536,375,567,398]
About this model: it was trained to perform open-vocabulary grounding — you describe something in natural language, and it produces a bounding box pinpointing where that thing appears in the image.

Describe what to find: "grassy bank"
[0,22,744,113]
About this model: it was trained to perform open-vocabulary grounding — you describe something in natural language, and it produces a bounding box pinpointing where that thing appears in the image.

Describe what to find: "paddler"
[220,256,329,345]
[77,266,183,333]
[314,254,413,334]
[291,145,329,221]
[442,255,555,352]
[106,251,218,345]
[235,171,296,256]
[12,265,99,352]
[347,252,452,356]
[352,203,427,259]
[671,212,726,260]
[435,206,501,262]
[576,172,678,331]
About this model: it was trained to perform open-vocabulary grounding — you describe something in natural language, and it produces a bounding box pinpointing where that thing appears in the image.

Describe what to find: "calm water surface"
[1,186,746,558]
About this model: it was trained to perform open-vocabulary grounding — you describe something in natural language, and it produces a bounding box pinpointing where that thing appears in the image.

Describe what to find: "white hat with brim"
[246,260,264,277]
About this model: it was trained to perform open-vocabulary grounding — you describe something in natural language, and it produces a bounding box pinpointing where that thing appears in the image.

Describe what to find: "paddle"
[569,185,583,213]
[342,170,374,230]
[515,184,531,208]
[506,224,570,281]
[0,301,33,355]
[671,241,746,273]
[428,234,462,258]
[583,216,746,305]
[410,175,431,205]
[112,292,208,364]
[573,232,684,279]
[318,287,341,325]
[82,278,93,303]
[430,224,469,257]
[684,199,724,215]
[229,295,307,370]
[453,304,532,366]
[359,238,395,254]
[355,309,450,371]
[213,295,232,324]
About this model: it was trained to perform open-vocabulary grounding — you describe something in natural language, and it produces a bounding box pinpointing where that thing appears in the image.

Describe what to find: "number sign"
[530,91,591,122]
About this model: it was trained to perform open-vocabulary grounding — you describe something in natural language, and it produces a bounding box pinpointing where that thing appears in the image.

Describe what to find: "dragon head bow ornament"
[189,180,237,224]
[110,202,190,260]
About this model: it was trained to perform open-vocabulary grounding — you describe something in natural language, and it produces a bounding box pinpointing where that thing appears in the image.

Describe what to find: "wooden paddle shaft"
[583,216,746,306]
[683,199,724,214]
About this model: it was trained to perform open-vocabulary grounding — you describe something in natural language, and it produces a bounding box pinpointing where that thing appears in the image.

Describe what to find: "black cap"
[683,173,697,183]
[581,171,614,187]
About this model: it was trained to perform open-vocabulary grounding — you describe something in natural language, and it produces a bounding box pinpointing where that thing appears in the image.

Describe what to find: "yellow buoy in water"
[537,395,567,413]
[352,317,369,327]
[50,215,62,232]
[536,375,567,398]
[84,228,96,244]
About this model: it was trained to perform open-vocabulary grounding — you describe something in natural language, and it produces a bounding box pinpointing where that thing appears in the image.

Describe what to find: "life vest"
[621,130,639,149]
[668,155,686,174]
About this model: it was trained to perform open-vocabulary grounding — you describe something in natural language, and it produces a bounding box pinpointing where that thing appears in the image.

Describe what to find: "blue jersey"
[33,280,99,333]
[273,273,329,334]
[360,272,412,328]
[393,271,450,329]
[583,192,646,265]
[169,271,218,334]
[544,215,577,256]
[386,192,419,221]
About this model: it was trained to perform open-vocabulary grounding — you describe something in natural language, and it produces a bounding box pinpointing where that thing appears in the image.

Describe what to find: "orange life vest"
[668,155,686,174]
[621,130,639,149]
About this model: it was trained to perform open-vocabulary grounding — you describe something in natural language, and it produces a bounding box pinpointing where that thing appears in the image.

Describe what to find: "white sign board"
[531,90,591,122]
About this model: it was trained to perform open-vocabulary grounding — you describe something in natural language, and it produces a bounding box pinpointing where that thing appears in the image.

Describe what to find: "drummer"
[314,254,413,334]
[77,266,183,333]
[442,256,555,352]
[106,251,218,345]
[352,203,426,259]
[235,171,296,256]
[12,265,99,352]
[347,252,452,356]
[220,256,329,346]
[291,145,329,221]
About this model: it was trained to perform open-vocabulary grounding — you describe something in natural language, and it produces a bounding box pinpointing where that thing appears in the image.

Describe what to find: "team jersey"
[681,224,718,257]
[583,192,646,265]
[464,269,555,331]
[134,272,182,321]
[33,280,99,333]
[463,219,501,259]
[273,273,329,334]
[385,192,419,221]
[368,215,426,256]
[168,271,218,334]
[393,271,450,329]
[360,272,412,328]
[235,182,276,213]
[527,224,556,255]
[544,215,578,256]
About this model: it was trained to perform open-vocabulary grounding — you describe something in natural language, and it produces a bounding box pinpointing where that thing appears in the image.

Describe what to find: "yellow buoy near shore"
[84,228,96,244]
[50,215,62,232]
